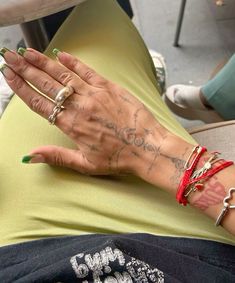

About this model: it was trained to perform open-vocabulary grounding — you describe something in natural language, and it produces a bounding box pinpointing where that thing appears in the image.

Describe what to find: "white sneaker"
[166,84,208,110]
[149,49,167,95]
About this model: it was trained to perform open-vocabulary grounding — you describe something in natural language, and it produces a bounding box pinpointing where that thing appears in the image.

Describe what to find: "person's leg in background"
[166,54,235,120]
[201,54,235,120]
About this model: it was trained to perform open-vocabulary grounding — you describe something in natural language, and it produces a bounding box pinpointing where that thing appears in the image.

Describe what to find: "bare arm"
[1,47,234,236]
[134,133,235,236]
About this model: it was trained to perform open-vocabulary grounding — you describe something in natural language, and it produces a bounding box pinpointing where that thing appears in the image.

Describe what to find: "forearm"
[189,165,235,235]
[135,133,235,236]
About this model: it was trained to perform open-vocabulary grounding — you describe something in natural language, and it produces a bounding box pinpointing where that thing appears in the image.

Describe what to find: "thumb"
[22,145,86,171]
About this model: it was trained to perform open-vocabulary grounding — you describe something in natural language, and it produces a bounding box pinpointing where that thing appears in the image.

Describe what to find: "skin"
[1,48,235,236]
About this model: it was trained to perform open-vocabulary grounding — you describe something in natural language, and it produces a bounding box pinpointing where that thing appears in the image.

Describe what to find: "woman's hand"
[0,48,174,179]
[3,48,235,236]
[3,48,235,238]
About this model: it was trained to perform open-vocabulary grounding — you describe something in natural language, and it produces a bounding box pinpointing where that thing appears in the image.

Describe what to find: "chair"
[0,0,133,52]
[189,120,235,161]
[173,0,187,47]
[0,0,87,52]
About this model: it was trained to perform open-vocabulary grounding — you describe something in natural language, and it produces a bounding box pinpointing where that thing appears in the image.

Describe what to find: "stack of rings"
[48,86,74,125]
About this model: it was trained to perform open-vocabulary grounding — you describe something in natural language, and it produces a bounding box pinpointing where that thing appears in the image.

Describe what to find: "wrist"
[134,132,196,194]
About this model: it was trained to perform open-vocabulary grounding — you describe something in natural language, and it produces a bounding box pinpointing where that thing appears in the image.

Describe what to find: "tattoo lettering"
[93,115,158,153]
[92,115,160,172]
[117,127,136,145]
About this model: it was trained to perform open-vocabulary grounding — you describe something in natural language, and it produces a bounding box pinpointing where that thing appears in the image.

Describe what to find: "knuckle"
[70,58,79,69]
[29,96,46,113]
[40,79,55,94]
[84,69,96,81]
[37,56,48,69]
[17,61,29,74]
[54,152,65,167]
[86,102,96,114]
[58,72,74,85]
[14,77,24,90]
[96,78,108,87]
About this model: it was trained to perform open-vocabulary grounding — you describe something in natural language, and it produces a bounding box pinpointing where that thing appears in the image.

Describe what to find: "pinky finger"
[0,64,53,119]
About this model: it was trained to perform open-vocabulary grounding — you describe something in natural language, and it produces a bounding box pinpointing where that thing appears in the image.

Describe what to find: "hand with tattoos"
[1,48,235,236]
[0,48,194,189]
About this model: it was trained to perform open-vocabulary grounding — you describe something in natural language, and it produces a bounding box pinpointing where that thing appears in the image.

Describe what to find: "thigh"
[1,0,234,247]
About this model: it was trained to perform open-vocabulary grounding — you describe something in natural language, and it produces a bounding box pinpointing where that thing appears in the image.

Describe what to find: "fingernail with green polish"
[0,64,15,80]
[22,155,33,164]
[0,47,10,57]
[22,154,45,164]
[52,48,61,57]
[18,47,26,56]
[0,63,7,74]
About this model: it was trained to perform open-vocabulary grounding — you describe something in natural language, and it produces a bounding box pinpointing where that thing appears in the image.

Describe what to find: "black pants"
[43,0,133,41]
[0,233,234,282]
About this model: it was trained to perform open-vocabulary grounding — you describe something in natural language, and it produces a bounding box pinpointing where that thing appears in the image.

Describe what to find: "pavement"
[0,0,235,127]
[130,0,235,127]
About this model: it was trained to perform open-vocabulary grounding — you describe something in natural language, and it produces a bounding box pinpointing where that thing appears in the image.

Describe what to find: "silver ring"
[54,86,74,107]
[48,106,62,125]
[48,86,74,125]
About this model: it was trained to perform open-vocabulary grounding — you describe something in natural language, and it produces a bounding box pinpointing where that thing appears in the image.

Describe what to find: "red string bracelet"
[187,160,233,186]
[183,159,234,199]
[176,145,207,206]
[177,149,234,206]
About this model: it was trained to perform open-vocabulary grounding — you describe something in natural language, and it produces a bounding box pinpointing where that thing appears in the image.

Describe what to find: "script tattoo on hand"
[92,115,161,173]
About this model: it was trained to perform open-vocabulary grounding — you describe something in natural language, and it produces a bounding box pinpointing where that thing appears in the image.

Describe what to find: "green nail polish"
[52,48,60,57]
[22,154,45,164]
[0,63,7,74]
[0,47,10,57]
[22,155,34,164]
[18,47,26,56]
